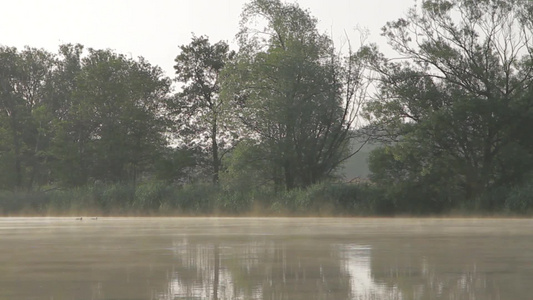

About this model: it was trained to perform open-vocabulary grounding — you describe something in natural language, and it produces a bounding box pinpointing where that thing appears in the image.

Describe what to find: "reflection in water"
[161,239,354,299]
[340,244,401,299]
[369,237,505,300]
[164,240,238,299]
[155,240,499,300]
[0,218,532,300]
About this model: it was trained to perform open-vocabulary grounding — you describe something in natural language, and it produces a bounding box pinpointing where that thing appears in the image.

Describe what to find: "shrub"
[47,187,97,214]
[0,190,50,215]
[169,183,220,214]
[505,180,533,213]
[134,181,174,211]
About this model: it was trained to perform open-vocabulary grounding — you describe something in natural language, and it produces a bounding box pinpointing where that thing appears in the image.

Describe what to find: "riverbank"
[1,181,531,217]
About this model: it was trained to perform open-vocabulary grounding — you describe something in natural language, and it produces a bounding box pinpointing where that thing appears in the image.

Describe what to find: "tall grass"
[0,181,384,216]
[3,179,530,216]
[504,180,533,214]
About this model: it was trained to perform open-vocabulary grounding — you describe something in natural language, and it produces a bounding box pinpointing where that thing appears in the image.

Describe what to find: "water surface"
[1,217,532,300]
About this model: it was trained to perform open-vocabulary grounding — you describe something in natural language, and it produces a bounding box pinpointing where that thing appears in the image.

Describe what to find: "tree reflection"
[155,236,510,300]
[340,244,401,299]
[3,219,529,300]
[213,242,219,300]
[369,237,505,300]
[159,238,354,299]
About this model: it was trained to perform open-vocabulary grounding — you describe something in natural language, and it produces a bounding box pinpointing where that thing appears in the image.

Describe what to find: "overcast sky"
[1,0,416,77]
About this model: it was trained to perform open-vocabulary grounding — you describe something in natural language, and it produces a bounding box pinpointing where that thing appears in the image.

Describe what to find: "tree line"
[0,0,367,192]
[366,0,533,212]
[1,0,533,214]
[0,44,170,190]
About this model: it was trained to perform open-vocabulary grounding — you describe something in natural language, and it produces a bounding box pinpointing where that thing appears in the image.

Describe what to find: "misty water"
[1,218,532,300]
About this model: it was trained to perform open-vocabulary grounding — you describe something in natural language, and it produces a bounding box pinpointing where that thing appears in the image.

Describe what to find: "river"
[1,217,532,299]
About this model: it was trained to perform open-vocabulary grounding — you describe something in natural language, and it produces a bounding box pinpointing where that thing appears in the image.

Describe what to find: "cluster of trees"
[366,0,533,212]
[0,0,367,194]
[0,44,170,190]
[2,0,533,214]
[172,0,368,191]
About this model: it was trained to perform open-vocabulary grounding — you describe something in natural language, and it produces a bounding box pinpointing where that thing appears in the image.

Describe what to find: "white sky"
[1,0,416,78]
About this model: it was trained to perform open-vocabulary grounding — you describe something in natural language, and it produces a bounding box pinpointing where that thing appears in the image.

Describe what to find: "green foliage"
[366,0,533,212]
[0,46,57,190]
[223,0,368,190]
[504,175,533,213]
[170,183,220,214]
[46,187,98,214]
[95,184,136,213]
[173,35,237,184]
[69,49,170,184]
[267,182,379,215]
[368,143,464,213]
[132,182,175,211]
[0,45,171,190]
[154,147,198,183]
[0,181,391,216]
[2,0,533,216]
[3,178,533,216]
[0,190,48,215]
[220,140,272,191]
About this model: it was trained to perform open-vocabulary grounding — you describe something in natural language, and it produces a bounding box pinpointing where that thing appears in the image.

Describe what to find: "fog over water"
[1,218,532,299]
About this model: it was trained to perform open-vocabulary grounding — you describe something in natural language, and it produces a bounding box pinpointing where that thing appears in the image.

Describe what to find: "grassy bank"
[0,182,379,216]
[1,180,532,217]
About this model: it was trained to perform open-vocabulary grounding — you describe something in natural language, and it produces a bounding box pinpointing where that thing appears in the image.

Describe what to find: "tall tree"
[0,46,25,189]
[173,35,236,184]
[77,49,171,185]
[49,47,171,186]
[223,0,369,190]
[0,44,171,189]
[366,0,533,207]
[0,46,55,190]
[46,44,89,186]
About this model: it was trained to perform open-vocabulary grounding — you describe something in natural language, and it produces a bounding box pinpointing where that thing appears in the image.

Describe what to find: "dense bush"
[0,190,50,215]
[504,179,533,214]
[2,178,533,216]
[0,181,389,216]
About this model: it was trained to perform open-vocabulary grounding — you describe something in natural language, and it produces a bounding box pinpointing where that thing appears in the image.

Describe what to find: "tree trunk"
[213,243,219,300]
[14,141,22,190]
[212,120,219,184]
[11,117,23,190]
[284,159,295,190]
[27,125,42,191]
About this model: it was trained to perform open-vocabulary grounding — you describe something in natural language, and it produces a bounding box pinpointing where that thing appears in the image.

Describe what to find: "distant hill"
[338,139,381,181]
